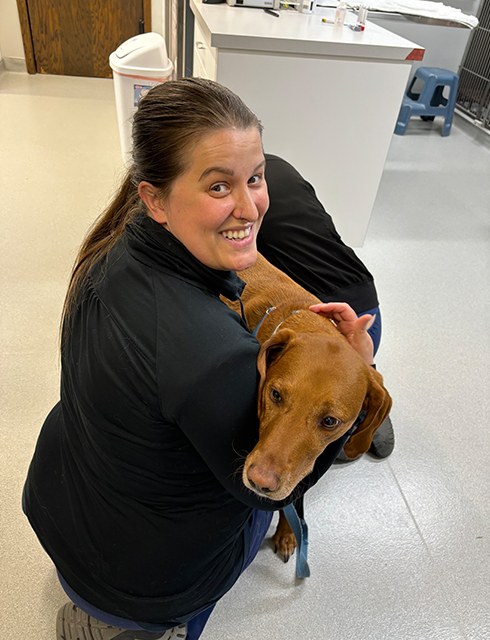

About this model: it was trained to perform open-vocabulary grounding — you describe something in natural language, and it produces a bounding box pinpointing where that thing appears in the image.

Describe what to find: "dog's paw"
[272,529,297,563]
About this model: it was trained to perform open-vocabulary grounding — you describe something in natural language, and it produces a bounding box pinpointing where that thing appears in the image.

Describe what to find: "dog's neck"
[252,302,337,343]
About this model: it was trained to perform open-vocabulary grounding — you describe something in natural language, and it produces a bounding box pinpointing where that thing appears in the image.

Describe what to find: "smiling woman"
[22,78,369,640]
[23,78,287,640]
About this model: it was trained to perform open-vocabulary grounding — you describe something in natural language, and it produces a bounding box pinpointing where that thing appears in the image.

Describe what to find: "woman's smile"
[220,225,253,242]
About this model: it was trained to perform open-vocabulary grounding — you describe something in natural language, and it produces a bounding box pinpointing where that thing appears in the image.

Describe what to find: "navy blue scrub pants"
[56,509,274,640]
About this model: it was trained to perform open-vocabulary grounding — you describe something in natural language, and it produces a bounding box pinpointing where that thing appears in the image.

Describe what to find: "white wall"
[0,0,25,66]
[152,0,165,35]
[449,0,482,15]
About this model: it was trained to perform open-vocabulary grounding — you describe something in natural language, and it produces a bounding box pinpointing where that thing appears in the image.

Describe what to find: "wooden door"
[17,0,151,78]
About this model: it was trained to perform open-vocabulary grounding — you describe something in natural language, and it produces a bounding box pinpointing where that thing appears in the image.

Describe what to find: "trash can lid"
[109,33,172,77]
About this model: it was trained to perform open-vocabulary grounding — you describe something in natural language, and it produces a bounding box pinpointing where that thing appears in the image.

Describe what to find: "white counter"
[192,1,423,60]
[190,0,424,246]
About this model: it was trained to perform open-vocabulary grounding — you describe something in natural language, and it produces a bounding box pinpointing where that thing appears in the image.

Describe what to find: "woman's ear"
[138,181,167,224]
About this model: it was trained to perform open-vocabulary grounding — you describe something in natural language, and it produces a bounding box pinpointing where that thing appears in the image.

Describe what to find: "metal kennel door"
[456,0,490,131]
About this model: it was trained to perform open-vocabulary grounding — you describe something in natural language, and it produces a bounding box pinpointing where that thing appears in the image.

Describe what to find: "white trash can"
[109,33,173,167]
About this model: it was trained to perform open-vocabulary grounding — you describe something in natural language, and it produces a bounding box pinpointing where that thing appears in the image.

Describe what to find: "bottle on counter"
[334,0,347,26]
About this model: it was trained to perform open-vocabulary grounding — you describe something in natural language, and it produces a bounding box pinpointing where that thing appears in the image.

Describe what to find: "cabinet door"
[192,18,217,81]
[26,0,145,78]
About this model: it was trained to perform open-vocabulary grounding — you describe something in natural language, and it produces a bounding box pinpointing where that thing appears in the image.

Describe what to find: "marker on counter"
[264,8,280,16]
[358,5,368,29]
[348,4,367,30]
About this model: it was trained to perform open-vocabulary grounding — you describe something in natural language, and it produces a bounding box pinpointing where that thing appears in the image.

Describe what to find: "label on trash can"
[134,84,153,107]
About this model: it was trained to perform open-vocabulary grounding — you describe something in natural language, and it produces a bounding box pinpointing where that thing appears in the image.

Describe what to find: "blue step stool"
[395,67,459,136]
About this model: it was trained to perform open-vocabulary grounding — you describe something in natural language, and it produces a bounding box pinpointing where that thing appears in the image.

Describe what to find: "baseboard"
[455,109,490,151]
[2,57,28,73]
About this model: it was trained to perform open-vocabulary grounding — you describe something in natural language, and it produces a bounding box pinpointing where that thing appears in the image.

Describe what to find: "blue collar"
[252,307,304,338]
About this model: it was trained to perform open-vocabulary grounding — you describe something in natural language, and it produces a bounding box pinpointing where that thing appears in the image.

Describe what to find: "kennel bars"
[456,0,490,131]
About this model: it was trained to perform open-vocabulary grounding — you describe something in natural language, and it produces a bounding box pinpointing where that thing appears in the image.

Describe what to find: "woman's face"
[143,127,269,272]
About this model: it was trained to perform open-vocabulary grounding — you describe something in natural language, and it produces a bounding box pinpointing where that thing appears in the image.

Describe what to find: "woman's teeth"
[221,227,251,241]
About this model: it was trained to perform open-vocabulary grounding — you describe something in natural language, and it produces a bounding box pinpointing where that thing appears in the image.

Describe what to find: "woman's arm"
[158,300,371,512]
[157,307,303,511]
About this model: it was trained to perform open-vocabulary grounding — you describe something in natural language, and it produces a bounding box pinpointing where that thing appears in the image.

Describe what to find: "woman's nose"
[232,189,258,222]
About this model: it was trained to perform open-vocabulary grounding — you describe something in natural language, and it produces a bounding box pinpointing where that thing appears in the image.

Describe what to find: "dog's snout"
[247,464,280,494]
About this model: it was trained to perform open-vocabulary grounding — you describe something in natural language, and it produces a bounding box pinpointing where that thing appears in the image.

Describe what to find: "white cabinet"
[193,16,217,80]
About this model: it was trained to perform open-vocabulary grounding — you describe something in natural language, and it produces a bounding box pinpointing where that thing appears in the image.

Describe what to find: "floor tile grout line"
[386,461,470,640]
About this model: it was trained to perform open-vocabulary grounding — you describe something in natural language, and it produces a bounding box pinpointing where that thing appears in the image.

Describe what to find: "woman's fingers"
[308,302,357,324]
[309,303,375,365]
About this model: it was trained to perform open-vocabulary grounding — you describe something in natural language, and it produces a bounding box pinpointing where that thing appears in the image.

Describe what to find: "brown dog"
[225,253,392,561]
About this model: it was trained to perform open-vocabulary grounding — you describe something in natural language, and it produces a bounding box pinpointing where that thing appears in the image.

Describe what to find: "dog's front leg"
[272,510,297,563]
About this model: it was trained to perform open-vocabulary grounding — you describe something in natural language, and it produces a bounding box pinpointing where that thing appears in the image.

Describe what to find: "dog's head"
[243,328,392,500]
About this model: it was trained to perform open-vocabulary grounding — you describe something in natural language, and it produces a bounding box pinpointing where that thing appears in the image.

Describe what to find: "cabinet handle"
[196,41,206,50]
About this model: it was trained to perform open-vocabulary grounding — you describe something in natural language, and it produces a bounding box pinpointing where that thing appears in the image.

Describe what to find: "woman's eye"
[270,388,281,403]
[210,184,228,194]
[321,416,341,429]
[248,174,262,185]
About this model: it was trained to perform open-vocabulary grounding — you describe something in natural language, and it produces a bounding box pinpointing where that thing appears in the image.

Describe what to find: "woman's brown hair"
[61,78,262,343]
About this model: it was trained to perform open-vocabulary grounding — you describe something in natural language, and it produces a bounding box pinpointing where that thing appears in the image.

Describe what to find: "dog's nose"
[247,465,280,493]
[248,478,273,494]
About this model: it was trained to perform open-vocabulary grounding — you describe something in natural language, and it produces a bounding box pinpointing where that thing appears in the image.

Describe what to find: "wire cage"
[456,0,490,131]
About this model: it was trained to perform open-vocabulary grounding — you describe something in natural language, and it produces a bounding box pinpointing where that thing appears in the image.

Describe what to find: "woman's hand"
[309,302,375,365]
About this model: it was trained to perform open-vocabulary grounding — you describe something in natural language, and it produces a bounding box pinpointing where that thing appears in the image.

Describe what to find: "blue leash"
[282,503,311,579]
[252,307,276,337]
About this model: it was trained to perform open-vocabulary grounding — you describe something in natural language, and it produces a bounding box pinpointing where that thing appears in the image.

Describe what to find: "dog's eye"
[321,416,341,429]
[270,388,282,403]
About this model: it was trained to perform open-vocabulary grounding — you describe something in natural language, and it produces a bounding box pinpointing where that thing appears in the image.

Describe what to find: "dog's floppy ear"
[343,367,392,459]
[256,329,296,416]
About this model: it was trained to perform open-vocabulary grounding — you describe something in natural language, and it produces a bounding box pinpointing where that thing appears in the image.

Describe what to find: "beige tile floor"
[1,70,490,640]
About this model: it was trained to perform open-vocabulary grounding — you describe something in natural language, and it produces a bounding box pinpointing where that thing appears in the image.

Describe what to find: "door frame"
[15,0,152,74]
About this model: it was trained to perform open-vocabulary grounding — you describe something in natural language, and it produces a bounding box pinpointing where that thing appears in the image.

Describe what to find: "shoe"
[57,603,187,640]
[368,415,395,459]
[334,415,395,463]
